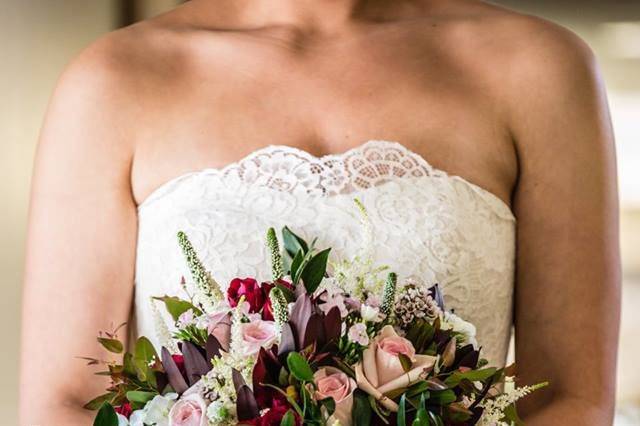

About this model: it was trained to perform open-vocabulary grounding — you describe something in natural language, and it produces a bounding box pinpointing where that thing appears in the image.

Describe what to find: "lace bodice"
[134,141,516,366]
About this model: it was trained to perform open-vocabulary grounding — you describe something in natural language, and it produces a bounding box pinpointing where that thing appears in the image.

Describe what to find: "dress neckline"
[136,140,515,220]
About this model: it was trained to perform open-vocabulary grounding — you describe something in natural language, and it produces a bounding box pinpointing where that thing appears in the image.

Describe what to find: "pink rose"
[227,278,265,313]
[376,334,416,386]
[314,367,356,426]
[168,393,207,426]
[355,325,436,412]
[206,311,231,351]
[241,320,278,356]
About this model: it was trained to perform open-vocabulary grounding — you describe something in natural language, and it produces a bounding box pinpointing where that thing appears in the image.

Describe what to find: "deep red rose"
[227,278,265,313]
[171,354,186,377]
[261,279,294,321]
[248,397,301,426]
[115,402,132,418]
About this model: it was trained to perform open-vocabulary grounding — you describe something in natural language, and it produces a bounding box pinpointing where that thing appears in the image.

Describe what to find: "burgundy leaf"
[155,371,169,394]
[182,342,210,386]
[161,347,188,394]
[303,313,326,349]
[252,348,281,407]
[290,293,313,348]
[232,368,246,391]
[236,385,260,421]
[206,334,222,362]
[455,345,479,369]
[323,306,342,342]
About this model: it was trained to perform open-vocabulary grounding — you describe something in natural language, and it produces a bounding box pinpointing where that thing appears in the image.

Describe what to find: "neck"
[195,0,407,34]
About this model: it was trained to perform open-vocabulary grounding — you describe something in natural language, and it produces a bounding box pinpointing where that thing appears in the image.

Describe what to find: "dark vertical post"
[118,0,137,27]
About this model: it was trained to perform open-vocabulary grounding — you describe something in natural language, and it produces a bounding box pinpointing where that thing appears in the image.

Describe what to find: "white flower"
[319,291,348,318]
[177,309,196,328]
[442,312,477,348]
[360,304,383,323]
[207,400,231,423]
[142,393,178,426]
[348,323,369,346]
[117,413,129,426]
[128,410,145,426]
[365,294,382,308]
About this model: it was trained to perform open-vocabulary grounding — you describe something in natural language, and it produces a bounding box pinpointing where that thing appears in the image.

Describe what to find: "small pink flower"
[168,393,207,426]
[314,367,356,426]
[241,320,278,356]
[348,323,369,346]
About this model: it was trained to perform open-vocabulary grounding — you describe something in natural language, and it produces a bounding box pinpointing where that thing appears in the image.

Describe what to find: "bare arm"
[508,24,620,424]
[19,40,138,425]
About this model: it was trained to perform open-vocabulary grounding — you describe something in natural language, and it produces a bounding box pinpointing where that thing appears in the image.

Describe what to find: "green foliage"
[352,390,373,426]
[84,392,115,410]
[300,248,331,294]
[286,352,314,382]
[444,367,497,387]
[152,296,201,321]
[282,226,309,258]
[97,337,123,354]
[280,410,297,426]
[125,390,156,404]
[93,402,118,426]
[397,394,407,426]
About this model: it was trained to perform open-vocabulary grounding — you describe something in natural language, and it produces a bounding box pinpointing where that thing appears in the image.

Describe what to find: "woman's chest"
[130,27,517,208]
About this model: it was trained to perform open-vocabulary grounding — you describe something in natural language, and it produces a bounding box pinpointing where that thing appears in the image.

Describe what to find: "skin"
[20,0,620,424]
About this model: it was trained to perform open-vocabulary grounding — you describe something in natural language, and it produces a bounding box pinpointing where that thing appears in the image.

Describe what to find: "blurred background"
[1,0,638,424]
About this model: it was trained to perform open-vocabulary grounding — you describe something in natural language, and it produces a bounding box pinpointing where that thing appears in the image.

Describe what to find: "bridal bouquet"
[85,202,544,426]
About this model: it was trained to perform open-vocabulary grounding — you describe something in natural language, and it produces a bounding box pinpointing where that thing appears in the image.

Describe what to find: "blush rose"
[355,325,436,412]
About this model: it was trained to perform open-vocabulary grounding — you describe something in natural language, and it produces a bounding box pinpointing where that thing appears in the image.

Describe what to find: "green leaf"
[280,410,297,426]
[286,352,314,382]
[290,250,305,284]
[428,412,444,426]
[319,397,336,416]
[123,352,136,377]
[282,226,309,258]
[412,394,429,426]
[153,296,202,321]
[397,394,407,426]
[97,337,123,354]
[276,282,296,302]
[134,336,158,364]
[502,402,524,426]
[352,391,372,426]
[428,389,457,405]
[300,248,331,294]
[398,353,413,373]
[84,393,115,410]
[125,390,157,404]
[444,367,497,387]
[93,402,119,426]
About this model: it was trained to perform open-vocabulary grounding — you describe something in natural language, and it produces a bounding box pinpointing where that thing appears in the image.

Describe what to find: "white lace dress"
[134,141,516,366]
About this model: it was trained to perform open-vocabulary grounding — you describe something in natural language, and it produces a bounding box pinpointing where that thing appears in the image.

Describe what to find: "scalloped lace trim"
[138,140,514,221]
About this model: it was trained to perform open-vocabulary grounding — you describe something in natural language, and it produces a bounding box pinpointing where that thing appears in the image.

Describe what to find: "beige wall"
[1,0,639,423]
[0,1,116,421]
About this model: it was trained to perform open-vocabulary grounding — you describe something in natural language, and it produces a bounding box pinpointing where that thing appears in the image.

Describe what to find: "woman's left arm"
[506,22,621,425]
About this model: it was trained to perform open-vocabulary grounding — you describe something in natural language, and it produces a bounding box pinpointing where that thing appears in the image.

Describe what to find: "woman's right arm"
[19,39,138,425]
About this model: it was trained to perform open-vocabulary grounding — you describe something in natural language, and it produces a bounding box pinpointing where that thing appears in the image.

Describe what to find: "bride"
[19,0,620,424]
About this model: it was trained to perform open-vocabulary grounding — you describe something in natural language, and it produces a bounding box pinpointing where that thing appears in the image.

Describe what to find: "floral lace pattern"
[134,141,516,365]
